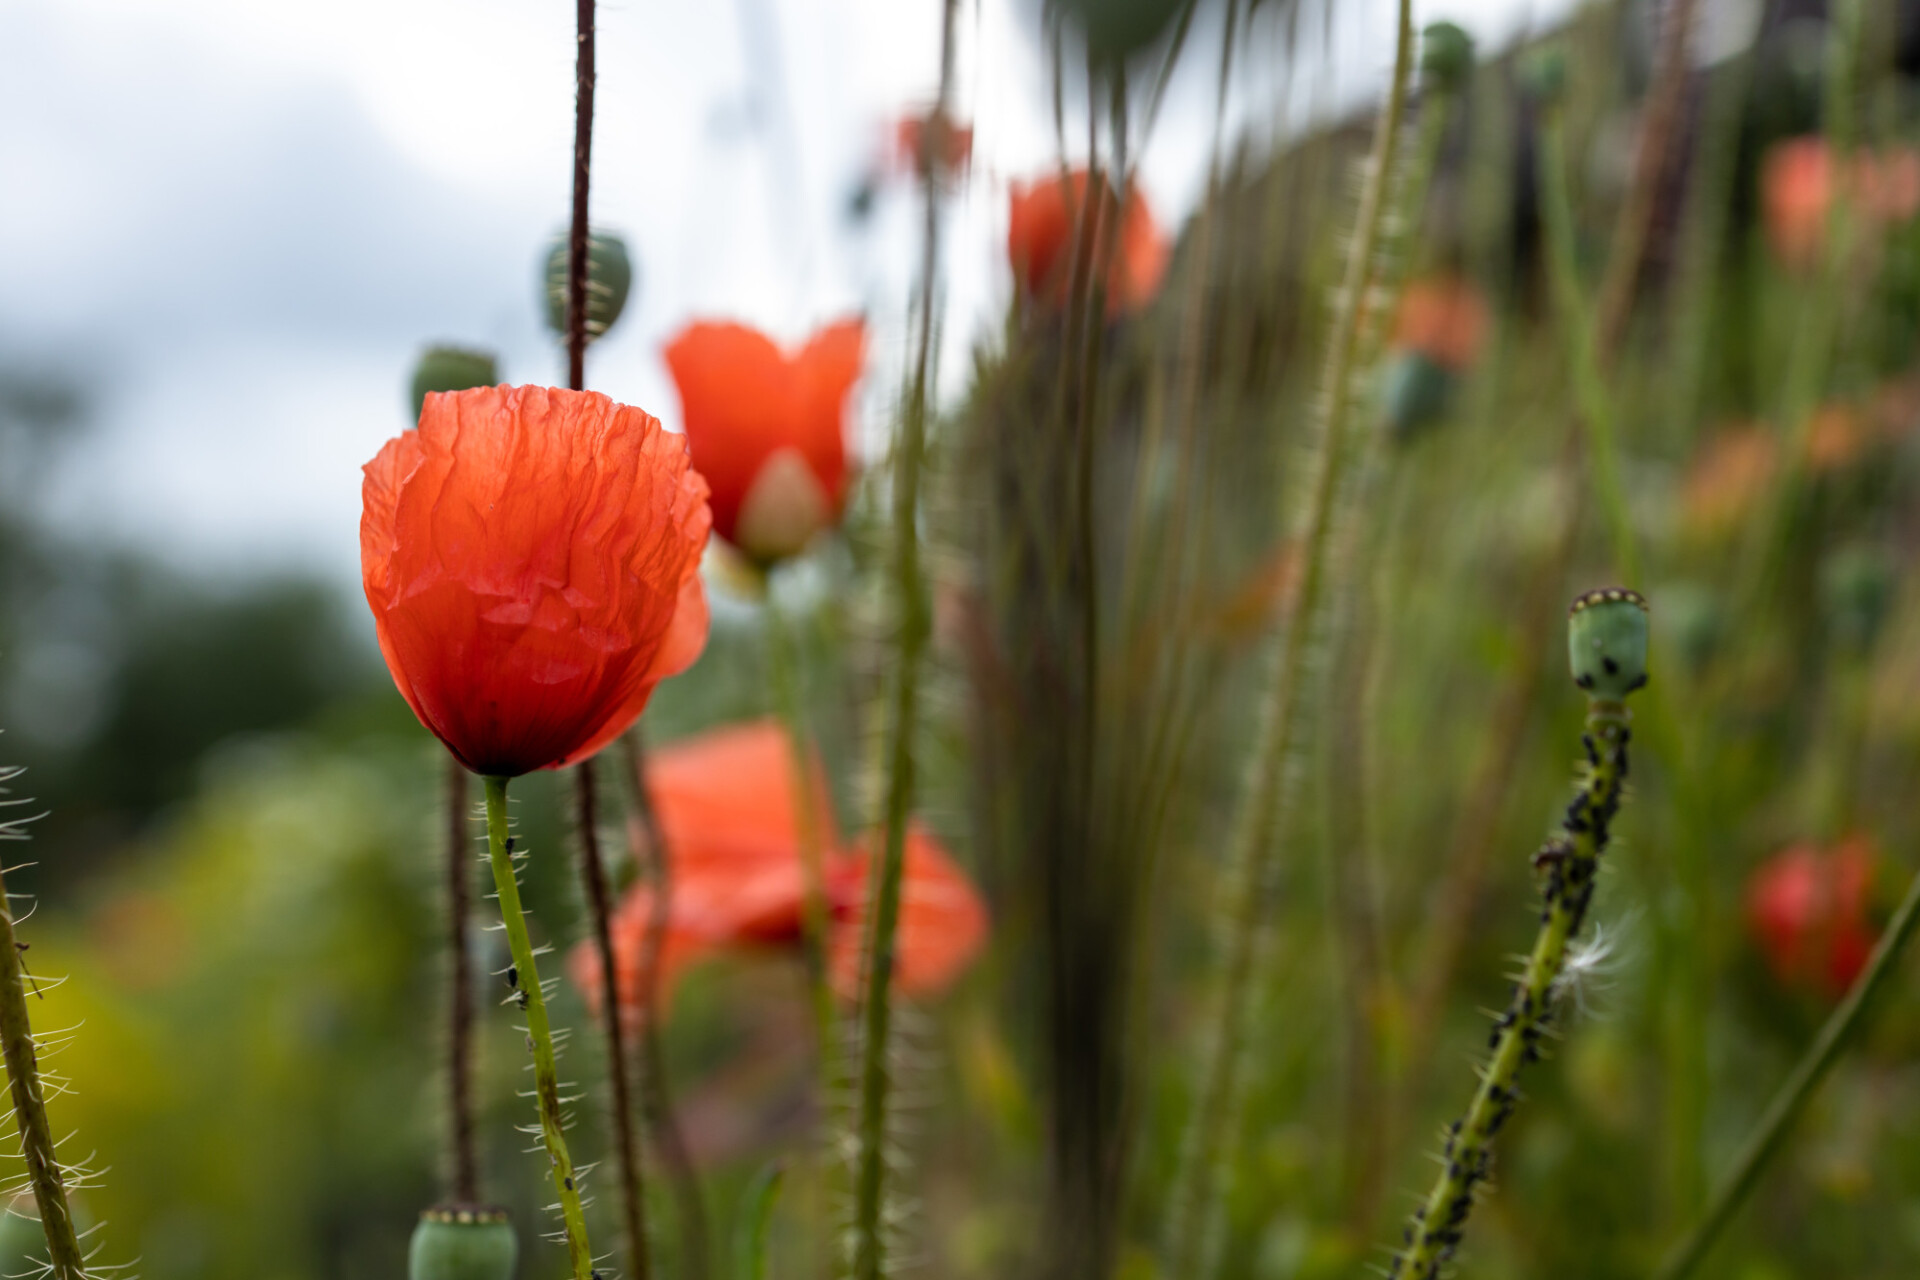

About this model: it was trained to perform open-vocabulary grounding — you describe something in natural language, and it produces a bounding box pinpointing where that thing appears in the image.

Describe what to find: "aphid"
[506,964,519,989]
[516,989,530,1011]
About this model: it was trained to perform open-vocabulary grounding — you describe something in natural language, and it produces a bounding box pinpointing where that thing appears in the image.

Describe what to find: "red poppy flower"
[1390,275,1489,371]
[361,385,712,778]
[1747,834,1879,998]
[1762,137,1920,269]
[1007,168,1168,317]
[893,108,973,180]
[569,720,988,1033]
[663,320,865,565]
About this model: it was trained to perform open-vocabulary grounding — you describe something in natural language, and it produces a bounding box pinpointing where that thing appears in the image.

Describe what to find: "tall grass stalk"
[1162,2,1414,1273]
[0,766,89,1280]
[848,1,956,1275]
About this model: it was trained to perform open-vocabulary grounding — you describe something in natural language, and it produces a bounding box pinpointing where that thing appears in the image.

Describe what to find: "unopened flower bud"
[1568,587,1649,700]
[543,231,635,342]
[409,1206,518,1280]
[1522,46,1568,105]
[1421,21,1475,95]
[409,346,498,421]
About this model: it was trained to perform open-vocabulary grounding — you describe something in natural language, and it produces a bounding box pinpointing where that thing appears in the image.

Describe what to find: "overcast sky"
[1,0,1576,586]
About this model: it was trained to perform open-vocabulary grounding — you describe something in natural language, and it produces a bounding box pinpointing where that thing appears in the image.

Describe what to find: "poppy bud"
[1820,543,1896,656]
[1568,587,1649,700]
[542,231,635,342]
[1521,46,1567,105]
[1378,349,1454,441]
[1656,582,1723,674]
[410,1206,518,1280]
[409,346,498,422]
[1420,21,1474,95]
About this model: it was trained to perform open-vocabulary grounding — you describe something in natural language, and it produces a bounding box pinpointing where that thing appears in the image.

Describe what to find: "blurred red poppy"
[361,385,711,778]
[1007,168,1168,317]
[664,320,865,565]
[1763,136,1920,270]
[893,108,973,180]
[569,720,988,1034]
[1390,276,1489,371]
[1746,834,1879,998]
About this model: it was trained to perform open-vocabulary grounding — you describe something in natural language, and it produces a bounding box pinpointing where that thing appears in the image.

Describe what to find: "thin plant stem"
[565,0,596,391]
[1537,105,1639,586]
[1390,695,1635,1279]
[848,2,956,1275]
[1652,863,1920,1280]
[574,761,651,1280]
[1163,3,1415,1275]
[0,859,87,1279]
[444,758,479,1205]
[618,731,711,1280]
[481,775,595,1280]
[765,588,843,1100]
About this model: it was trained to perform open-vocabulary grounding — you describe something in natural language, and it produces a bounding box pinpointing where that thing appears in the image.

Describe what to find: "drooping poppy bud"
[663,320,865,565]
[542,230,635,342]
[1820,543,1897,655]
[894,108,973,182]
[409,346,498,421]
[1007,169,1168,318]
[1747,836,1879,999]
[361,386,711,778]
[1054,0,1189,67]
[1567,587,1649,700]
[1421,21,1475,94]
[410,1207,518,1280]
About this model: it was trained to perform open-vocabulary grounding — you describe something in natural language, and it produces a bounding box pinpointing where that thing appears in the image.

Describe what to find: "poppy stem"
[480,774,596,1280]
[444,758,480,1206]
[849,2,956,1276]
[573,759,652,1280]
[618,730,713,1280]
[1163,3,1415,1275]
[565,0,595,391]
[0,823,89,1278]
[1652,863,1920,1280]
[764,593,846,1167]
[1389,696,1633,1280]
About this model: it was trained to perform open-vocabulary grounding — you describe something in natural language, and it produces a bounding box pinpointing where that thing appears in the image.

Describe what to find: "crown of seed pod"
[409,346,499,421]
[409,1206,518,1280]
[542,231,635,342]
[1568,587,1649,700]
[1420,21,1475,94]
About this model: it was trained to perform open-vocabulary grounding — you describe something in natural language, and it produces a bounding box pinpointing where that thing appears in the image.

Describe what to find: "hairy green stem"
[1653,863,1920,1280]
[444,759,480,1205]
[848,5,955,1276]
[0,866,87,1280]
[481,775,594,1280]
[1161,5,1416,1277]
[1389,698,1634,1279]
[574,761,651,1280]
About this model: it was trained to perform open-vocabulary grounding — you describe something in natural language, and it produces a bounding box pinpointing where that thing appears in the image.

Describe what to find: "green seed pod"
[542,231,635,342]
[1420,21,1475,95]
[1821,543,1897,655]
[1379,349,1455,441]
[1521,45,1567,105]
[409,1206,518,1280]
[1655,581,1723,674]
[1052,0,1190,67]
[1568,587,1649,700]
[409,346,499,421]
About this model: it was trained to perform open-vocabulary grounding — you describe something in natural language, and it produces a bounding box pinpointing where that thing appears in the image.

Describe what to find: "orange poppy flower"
[1681,426,1778,537]
[569,720,988,1033]
[1007,168,1168,317]
[1762,136,1920,269]
[894,108,973,180]
[663,320,865,565]
[1390,275,1489,371]
[1747,835,1878,998]
[361,385,711,777]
